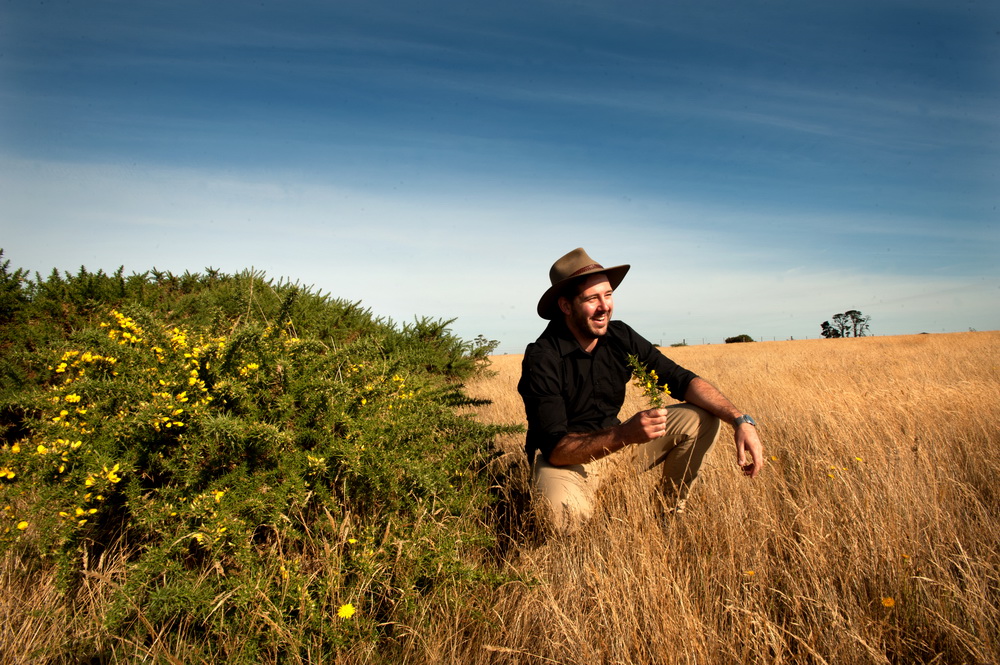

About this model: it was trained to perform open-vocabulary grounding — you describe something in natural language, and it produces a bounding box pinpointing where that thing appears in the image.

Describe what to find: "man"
[517,247,764,531]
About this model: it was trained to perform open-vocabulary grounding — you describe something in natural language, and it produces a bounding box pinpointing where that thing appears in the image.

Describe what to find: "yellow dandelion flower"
[337,603,356,619]
[17,521,28,530]
[882,597,895,608]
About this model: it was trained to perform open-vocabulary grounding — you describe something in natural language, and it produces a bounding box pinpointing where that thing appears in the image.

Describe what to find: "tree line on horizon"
[820,310,871,338]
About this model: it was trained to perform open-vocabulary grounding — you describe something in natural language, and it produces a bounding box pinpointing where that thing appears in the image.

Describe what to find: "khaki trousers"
[531,404,721,532]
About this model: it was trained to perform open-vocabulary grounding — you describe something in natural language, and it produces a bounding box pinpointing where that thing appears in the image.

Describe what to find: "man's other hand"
[735,423,764,478]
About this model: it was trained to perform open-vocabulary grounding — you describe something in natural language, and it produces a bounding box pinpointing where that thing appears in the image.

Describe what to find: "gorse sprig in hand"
[627,354,670,408]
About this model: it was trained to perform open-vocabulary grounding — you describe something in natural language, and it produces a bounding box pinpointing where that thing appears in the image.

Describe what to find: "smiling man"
[517,248,765,532]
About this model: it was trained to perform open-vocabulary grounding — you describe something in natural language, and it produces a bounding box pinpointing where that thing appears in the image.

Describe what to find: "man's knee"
[532,459,596,533]
[537,492,593,533]
[666,403,721,442]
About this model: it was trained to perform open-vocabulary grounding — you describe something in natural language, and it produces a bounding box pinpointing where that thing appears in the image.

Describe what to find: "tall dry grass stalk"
[411,332,1000,664]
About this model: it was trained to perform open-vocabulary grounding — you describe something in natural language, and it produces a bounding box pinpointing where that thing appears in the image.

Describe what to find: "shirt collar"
[544,318,606,358]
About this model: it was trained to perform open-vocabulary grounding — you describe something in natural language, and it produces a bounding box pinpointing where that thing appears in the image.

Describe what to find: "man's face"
[560,273,614,343]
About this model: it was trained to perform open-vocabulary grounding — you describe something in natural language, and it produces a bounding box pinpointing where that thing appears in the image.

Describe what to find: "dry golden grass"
[412,332,1000,664]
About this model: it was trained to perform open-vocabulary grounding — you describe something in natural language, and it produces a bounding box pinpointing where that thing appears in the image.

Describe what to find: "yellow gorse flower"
[104,463,122,483]
[627,354,670,408]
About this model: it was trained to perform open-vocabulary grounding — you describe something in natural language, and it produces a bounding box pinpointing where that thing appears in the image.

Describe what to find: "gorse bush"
[0,252,516,662]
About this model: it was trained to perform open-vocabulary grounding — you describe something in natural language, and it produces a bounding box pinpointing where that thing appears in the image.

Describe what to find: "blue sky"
[2,0,998,353]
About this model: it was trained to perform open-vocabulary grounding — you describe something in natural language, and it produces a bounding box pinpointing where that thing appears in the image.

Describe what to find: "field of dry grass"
[3,332,997,664]
[418,332,1000,664]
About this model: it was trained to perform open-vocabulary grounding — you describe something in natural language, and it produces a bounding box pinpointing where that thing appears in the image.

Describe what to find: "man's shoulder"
[523,321,571,357]
[607,320,646,345]
[523,335,560,366]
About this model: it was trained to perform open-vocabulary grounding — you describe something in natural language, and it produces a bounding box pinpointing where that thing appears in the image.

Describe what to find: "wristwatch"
[733,414,757,428]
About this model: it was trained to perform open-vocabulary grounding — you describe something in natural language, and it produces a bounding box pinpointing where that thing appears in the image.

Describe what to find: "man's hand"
[680,378,765,479]
[735,422,764,478]
[620,408,669,444]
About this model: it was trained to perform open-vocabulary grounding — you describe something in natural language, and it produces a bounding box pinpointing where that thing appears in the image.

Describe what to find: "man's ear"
[557,296,573,316]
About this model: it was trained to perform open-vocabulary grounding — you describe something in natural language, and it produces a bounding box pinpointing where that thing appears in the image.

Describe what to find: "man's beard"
[571,308,610,340]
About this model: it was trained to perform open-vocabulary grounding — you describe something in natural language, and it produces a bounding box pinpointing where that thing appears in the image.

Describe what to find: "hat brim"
[536,264,630,319]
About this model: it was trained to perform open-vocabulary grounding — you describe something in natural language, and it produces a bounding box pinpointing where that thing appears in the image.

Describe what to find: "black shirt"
[517,319,698,463]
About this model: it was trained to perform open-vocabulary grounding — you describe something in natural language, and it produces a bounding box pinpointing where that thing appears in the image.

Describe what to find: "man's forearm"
[547,427,628,467]
[684,377,765,477]
[683,377,743,425]
[547,405,671,467]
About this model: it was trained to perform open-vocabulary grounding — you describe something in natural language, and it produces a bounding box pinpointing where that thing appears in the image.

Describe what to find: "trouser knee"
[531,457,597,533]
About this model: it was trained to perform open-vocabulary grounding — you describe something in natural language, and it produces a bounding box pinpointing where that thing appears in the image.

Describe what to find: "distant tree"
[821,310,871,338]
[724,334,754,344]
[845,310,871,337]
[832,312,852,337]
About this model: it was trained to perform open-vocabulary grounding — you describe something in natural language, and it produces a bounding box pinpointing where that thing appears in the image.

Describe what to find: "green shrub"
[0,255,517,661]
[724,334,755,344]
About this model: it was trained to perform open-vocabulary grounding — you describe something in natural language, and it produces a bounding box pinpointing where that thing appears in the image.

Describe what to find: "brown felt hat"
[536,247,630,319]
